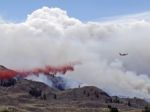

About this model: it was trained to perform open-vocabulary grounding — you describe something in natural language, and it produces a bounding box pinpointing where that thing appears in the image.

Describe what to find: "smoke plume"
[0,7,150,98]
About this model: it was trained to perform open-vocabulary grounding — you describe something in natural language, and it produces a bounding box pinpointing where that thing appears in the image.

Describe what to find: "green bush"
[143,106,150,112]
[109,107,119,112]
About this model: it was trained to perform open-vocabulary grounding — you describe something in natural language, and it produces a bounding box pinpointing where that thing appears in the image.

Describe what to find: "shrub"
[29,87,42,98]
[41,93,47,100]
[143,106,150,112]
[127,101,131,106]
[110,107,119,112]
[107,105,111,109]
[0,79,16,87]
[54,94,57,99]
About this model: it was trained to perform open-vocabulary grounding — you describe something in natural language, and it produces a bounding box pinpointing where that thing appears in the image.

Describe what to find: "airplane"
[119,52,128,56]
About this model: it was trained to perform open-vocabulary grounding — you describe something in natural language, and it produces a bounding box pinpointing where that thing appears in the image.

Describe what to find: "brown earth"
[0,65,149,112]
[0,79,149,112]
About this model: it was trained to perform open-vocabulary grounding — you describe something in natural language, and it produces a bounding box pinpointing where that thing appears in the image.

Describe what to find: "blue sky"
[0,0,150,21]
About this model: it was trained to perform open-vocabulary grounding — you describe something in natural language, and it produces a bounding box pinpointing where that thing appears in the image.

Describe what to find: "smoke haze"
[0,7,150,98]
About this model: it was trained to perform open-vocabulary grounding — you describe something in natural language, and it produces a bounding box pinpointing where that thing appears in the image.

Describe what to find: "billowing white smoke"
[26,74,82,90]
[0,7,150,98]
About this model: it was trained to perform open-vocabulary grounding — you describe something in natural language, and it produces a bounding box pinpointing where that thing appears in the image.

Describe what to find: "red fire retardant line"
[0,64,74,79]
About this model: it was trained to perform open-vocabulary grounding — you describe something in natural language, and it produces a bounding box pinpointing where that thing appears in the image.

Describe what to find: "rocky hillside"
[0,79,148,112]
[0,65,149,112]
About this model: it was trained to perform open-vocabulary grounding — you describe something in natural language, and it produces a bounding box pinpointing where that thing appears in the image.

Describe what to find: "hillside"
[0,65,149,112]
[0,79,148,112]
